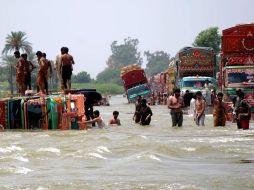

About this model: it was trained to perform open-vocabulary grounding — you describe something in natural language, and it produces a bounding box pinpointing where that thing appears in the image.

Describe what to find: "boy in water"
[133,95,142,123]
[108,111,121,126]
[85,110,105,128]
[168,88,184,127]
[139,99,153,125]
[194,91,206,126]
[213,92,227,127]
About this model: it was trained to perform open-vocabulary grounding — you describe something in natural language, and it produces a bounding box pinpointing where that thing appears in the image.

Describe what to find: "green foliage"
[96,68,122,85]
[72,82,123,95]
[96,37,142,85]
[144,51,170,76]
[1,55,17,93]
[72,71,91,83]
[193,27,221,54]
[2,31,33,55]
[107,37,143,69]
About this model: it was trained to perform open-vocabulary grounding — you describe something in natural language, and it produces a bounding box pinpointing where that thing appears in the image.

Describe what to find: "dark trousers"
[171,112,183,127]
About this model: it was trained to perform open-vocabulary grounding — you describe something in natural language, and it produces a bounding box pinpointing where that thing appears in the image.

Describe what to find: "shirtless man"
[168,88,184,127]
[14,51,26,95]
[55,47,65,89]
[60,47,75,91]
[36,51,48,94]
[21,53,35,90]
[213,92,227,127]
[42,53,53,94]
[194,91,206,126]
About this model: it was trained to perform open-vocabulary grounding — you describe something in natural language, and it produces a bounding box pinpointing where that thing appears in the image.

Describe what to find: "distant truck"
[220,24,254,116]
[169,47,216,95]
[120,64,151,102]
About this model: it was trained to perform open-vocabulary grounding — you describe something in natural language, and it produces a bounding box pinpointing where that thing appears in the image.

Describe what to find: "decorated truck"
[148,71,169,95]
[220,24,254,115]
[169,47,216,95]
[120,64,151,102]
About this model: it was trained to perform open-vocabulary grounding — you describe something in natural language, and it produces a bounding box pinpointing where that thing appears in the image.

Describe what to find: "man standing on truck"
[60,47,75,91]
[168,88,184,127]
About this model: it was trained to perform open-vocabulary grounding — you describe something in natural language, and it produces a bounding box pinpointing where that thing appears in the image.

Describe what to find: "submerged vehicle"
[120,64,151,102]
[0,89,102,130]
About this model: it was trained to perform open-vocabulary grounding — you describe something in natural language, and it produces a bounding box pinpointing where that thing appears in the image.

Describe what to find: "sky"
[0,0,254,78]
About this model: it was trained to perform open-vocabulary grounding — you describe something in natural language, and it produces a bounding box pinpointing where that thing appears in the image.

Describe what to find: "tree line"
[0,27,221,93]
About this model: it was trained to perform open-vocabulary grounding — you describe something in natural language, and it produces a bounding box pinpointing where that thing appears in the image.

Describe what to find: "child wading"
[194,91,206,126]
[108,111,121,126]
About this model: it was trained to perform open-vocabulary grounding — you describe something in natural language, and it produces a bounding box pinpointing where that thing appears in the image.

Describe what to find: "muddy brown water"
[0,95,254,190]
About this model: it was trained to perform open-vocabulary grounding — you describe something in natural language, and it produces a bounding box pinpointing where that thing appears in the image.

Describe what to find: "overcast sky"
[0,0,253,78]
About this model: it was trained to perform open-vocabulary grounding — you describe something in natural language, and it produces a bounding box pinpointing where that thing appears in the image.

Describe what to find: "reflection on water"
[0,95,254,190]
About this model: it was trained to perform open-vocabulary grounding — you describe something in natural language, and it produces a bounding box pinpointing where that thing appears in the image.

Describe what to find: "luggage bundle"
[120,64,141,77]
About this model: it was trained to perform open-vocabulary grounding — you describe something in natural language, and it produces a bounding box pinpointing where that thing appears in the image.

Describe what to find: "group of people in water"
[85,87,251,130]
[168,88,251,129]
[14,47,74,95]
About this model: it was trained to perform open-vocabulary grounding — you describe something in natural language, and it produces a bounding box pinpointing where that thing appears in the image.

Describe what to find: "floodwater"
[0,95,254,190]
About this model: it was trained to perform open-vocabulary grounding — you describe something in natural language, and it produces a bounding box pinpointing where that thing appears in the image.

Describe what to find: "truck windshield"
[182,80,210,88]
[227,68,254,83]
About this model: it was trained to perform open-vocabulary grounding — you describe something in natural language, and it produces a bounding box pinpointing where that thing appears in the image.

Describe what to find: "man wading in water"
[168,88,184,127]
[213,92,227,127]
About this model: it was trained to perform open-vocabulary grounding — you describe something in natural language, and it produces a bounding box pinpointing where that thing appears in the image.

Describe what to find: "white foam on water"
[36,187,49,190]
[96,146,111,153]
[209,137,253,143]
[0,145,23,153]
[14,166,33,174]
[136,153,161,162]
[140,135,147,139]
[37,147,61,154]
[166,183,205,190]
[88,152,107,160]
[149,154,161,162]
[182,147,196,152]
[15,156,29,163]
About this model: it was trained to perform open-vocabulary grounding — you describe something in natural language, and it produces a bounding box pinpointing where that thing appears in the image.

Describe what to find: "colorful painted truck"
[0,89,102,130]
[220,24,254,115]
[148,71,169,95]
[169,47,216,95]
[120,64,151,102]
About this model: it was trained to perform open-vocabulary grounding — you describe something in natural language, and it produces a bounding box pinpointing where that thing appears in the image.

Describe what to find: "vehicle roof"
[182,76,216,81]
[176,46,214,55]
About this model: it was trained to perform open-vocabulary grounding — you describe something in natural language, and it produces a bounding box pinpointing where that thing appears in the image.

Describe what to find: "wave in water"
[88,152,107,160]
[37,147,61,154]
[0,145,23,153]
[96,146,111,153]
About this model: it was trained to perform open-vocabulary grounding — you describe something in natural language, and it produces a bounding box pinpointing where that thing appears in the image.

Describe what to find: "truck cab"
[180,76,216,95]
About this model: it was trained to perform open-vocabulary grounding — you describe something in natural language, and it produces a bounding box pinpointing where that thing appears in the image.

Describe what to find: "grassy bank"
[72,82,124,95]
[0,81,124,96]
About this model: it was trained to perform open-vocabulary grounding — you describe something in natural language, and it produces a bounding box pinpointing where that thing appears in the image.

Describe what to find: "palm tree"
[2,31,33,55]
[1,55,16,94]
